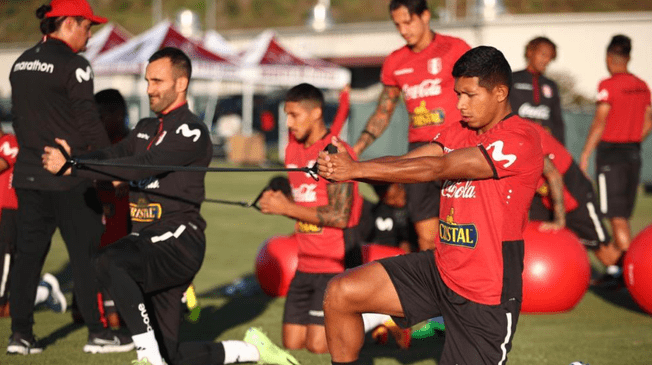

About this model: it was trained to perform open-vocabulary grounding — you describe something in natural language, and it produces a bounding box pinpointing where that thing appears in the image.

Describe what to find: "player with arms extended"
[318,46,543,365]
[352,0,470,251]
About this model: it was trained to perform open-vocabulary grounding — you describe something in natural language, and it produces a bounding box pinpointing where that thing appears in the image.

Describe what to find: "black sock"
[332,361,360,365]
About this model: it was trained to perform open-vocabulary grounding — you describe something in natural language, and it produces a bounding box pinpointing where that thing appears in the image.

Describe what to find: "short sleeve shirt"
[285,132,362,274]
[381,34,470,143]
[0,133,18,210]
[432,115,543,305]
[596,73,651,143]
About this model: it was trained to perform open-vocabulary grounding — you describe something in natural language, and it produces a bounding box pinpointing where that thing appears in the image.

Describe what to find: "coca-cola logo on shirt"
[292,183,317,202]
[402,79,442,100]
[441,179,477,199]
[518,103,550,120]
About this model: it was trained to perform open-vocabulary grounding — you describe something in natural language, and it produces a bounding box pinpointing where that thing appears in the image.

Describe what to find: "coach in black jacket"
[8,0,133,355]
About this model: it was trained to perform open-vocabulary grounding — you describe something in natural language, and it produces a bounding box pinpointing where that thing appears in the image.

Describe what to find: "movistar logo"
[0,142,18,158]
[439,208,478,248]
[486,140,516,168]
[176,124,201,142]
[75,66,93,83]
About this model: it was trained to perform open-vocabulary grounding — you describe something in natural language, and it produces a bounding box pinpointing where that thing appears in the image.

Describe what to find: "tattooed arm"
[352,85,401,156]
[258,182,354,229]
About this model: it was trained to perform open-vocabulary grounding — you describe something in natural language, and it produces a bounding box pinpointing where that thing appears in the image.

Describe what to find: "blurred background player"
[258,83,364,354]
[351,0,470,251]
[7,0,131,355]
[510,37,566,223]
[357,183,417,253]
[529,122,623,277]
[0,129,67,317]
[580,34,652,285]
[510,36,566,145]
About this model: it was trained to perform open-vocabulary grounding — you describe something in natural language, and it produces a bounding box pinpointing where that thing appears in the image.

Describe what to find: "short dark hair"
[525,36,557,60]
[285,83,324,110]
[452,46,512,95]
[607,34,631,57]
[149,47,192,80]
[36,5,84,35]
[389,0,429,16]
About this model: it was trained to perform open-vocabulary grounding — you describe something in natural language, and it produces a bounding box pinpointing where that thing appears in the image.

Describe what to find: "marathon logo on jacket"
[13,59,54,74]
[296,220,322,234]
[130,198,162,222]
[518,103,551,120]
[439,208,478,248]
[411,100,445,128]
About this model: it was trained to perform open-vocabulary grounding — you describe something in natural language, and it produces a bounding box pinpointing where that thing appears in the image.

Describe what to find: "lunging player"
[318,46,543,365]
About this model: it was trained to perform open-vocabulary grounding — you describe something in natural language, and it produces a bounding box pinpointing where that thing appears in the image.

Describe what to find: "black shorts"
[379,250,521,365]
[283,271,337,326]
[528,195,554,221]
[564,163,611,247]
[596,142,641,218]
[405,142,441,222]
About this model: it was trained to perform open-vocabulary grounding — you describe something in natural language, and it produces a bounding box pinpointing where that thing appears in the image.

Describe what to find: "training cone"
[255,235,298,297]
[624,224,652,315]
[361,244,406,264]
[521,221,590,313]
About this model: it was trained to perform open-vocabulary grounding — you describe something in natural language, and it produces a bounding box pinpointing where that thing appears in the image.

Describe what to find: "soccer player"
[257,83,365,354]
[43,47,298,365]
[317,46,543,365]
[510,37,565,145]
[530,122,620,270]
[351,0,470,252]
[8,0,131,354]
[579,34,652,284]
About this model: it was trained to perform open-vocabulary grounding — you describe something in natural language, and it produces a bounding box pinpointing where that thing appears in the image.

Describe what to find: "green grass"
[1,164,652,364]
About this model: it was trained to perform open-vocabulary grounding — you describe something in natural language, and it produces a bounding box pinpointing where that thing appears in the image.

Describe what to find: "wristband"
[361,129,377,141]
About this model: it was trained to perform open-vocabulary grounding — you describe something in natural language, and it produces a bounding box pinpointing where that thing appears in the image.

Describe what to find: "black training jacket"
[73,103,213,232]
[10,37,110,191]
[510,69,566,145]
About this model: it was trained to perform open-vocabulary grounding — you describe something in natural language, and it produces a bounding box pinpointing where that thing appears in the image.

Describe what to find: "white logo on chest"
[293,184,317,202]
[176,124,201,142]
[441,180,477,199]
[375,217,394,231]
[518,103,550,120]
[75,66,92,83]
[402,79,442,100]
[0,142,18,158]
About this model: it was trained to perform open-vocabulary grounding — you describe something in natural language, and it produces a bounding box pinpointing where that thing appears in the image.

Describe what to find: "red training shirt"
[596,73,651,143]
[432,115,543,305]
[0,133,18,210]
[381,33,470,143]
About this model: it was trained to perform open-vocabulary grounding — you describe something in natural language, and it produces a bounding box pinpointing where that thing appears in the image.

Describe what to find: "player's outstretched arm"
[642,105,652,142]
[352,85,401,156]
[319,139,494,184]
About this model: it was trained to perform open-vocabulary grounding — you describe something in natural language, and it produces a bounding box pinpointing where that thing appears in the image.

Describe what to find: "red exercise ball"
[255,235,298,297]
[362,244,406,264]
[521,221,590,313]
[624,224,652,315]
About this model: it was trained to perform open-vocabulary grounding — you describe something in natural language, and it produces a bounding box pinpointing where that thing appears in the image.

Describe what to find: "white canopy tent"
[82,23,131,61]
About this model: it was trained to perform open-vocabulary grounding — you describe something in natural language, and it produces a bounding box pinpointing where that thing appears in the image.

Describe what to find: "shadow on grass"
[356,332,445,365]
[40,321,84,348]
[588,265,645,314]
[181,273,273,341]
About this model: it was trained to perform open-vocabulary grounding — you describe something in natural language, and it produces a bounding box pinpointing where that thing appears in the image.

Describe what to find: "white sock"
[34,284,49,306]
[222,340,260,364]
[362,313,392,333]
[132,331,164,365]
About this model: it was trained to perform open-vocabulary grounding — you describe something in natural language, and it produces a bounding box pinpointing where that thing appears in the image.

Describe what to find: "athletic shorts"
[405,142,441,222]
[564,163,611,247]
[283,271,338,326]
[379,250,521,365]
[596,142,641,219]
[528,195,554,221]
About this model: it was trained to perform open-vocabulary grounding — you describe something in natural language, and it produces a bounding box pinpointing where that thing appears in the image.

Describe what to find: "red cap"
[45,0,108,24]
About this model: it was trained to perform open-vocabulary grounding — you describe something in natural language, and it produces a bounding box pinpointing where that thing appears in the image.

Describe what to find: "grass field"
[1,164,652,365]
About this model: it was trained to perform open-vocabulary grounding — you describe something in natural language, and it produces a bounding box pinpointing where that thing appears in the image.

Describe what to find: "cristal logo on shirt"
[439,208,478,248]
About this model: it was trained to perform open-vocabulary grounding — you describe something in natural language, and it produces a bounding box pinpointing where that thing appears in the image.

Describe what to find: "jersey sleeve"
[480,124,542,180]
[380,52,399,87]
[0,135,19,167]
[596,79,611,105]
[65,56,111,152]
